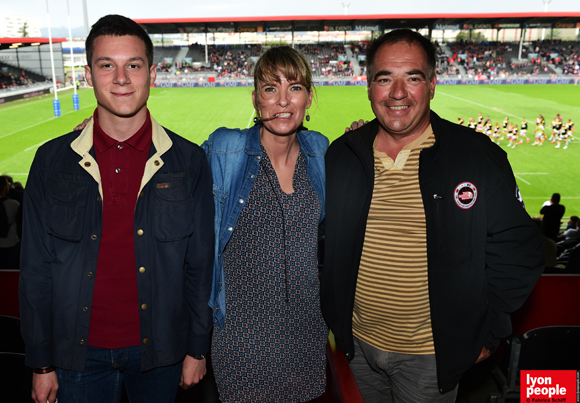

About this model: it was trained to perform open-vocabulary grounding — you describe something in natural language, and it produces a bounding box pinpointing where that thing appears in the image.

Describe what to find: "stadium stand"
[0,61,44,89]
[149,39,579,83]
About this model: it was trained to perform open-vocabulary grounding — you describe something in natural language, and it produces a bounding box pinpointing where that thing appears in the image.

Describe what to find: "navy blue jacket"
[19,118,214,371]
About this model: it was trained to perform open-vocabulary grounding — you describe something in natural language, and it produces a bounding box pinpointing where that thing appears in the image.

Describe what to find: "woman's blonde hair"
[253,46,313,120]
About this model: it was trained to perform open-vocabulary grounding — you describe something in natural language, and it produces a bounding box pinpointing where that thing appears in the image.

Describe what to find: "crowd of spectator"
[443,39,580,78]
[156,44,261,78]
[149,39,580,80]
[531,40,580,76]
[206,44,260,78]
[0,71,36,90]
[298,43,359,77]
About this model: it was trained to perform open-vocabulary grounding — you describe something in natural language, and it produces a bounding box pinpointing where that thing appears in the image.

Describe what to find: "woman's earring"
[305,109,310,122]
[253,117,260,124]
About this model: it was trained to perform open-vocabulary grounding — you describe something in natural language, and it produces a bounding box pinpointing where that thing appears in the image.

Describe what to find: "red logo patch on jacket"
[454,182,477,209]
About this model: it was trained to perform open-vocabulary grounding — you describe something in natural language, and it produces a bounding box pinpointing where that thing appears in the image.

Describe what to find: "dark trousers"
[56,345,182,403]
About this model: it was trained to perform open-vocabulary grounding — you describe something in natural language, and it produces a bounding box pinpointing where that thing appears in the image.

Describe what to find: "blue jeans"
[56,346,182,403]
[349,336,458,403]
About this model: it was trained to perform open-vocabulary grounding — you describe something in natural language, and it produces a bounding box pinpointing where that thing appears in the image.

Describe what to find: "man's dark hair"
[86,14,153,67]
[366,29,436,82]
[551,193,561,204]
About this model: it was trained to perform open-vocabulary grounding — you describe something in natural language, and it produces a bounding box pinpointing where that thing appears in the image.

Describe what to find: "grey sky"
[1,0,579,31]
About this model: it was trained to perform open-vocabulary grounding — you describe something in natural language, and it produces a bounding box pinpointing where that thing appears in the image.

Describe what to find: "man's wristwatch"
[191,354,206,360]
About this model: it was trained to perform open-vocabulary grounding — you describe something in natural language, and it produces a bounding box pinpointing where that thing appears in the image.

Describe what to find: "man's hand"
[179,355,206,389]
[345,119,369,133]
[32,372,58,403]
[74,118,91,131]
[475,346,491,364]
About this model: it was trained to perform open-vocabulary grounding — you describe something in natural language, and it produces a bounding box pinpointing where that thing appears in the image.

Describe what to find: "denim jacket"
[201,124,328,328]
[19,117,214,371]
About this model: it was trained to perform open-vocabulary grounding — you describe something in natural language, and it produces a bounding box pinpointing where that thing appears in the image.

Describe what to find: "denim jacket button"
[239,199,244,204]
[228,227,233,231]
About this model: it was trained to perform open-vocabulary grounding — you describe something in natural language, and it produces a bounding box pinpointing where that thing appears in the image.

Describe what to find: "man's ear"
[85,65,93,87]
[429,75,436,100]
[149,64,157,86]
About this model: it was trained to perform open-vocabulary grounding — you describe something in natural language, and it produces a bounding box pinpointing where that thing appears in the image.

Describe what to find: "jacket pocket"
[46,173,89,242]
[153,173,195,241]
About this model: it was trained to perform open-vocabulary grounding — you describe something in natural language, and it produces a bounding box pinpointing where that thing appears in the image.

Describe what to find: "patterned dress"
[212,146,327,403]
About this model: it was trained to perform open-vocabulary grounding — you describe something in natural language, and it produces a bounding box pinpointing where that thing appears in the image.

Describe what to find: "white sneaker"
[555,144,560,148]
[563,146,568,149]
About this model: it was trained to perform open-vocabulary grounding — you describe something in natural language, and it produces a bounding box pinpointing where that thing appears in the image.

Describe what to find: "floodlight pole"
[205,32,208,64]
[46,0,61,117]
[67,0,79,111]
[518,28,525,60]
[542,0,552,40]
[341,3,350,16]
[82,0,89,36]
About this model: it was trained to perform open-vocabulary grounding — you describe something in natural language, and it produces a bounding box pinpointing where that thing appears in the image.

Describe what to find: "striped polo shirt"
[352,125,436,355]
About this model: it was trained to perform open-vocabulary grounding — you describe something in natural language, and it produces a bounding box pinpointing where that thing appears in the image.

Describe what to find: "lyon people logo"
[454,182,478,209]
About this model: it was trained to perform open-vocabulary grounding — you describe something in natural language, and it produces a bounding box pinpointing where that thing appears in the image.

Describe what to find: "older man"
[321,29,544,402]
[19,15,213,403]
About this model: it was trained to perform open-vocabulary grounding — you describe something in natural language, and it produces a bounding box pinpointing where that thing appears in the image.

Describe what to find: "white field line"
[0,99,50,113]
[0,102,96,140]
[437,91,525,120]
[25,139,51,152]
[3,173,29,176]
[515,172,549,175]
[514,174,531,185]
[150,90,167,97]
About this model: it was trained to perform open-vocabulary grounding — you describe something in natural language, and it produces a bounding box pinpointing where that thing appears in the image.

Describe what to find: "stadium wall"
[0,87,51,104]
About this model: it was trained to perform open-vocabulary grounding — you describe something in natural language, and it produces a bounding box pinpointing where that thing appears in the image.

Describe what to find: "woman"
[202,46,328,402]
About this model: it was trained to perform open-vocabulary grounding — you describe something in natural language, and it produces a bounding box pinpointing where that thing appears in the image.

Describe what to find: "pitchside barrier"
[153,76,579,88]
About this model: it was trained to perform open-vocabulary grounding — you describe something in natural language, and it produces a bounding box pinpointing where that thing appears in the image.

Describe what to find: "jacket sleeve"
[483,156,544,352]
[184,149,215,356]
[18,146,56,368]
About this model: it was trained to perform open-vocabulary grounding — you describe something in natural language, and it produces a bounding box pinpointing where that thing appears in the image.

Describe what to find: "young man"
[322,29,544,402]
[19,15,214,403]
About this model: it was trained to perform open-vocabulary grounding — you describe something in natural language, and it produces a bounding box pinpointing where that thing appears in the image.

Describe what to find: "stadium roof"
[0,37,67,51]
[135,12,580,34]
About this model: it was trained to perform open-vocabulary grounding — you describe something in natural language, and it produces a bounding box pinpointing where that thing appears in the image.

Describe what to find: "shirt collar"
[93,109,152,153]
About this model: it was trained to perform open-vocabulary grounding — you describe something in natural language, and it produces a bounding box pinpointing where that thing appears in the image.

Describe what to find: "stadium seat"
[493,326,580,402]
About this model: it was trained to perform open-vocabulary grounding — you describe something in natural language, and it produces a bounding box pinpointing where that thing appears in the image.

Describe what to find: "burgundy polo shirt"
[89,109,152,349]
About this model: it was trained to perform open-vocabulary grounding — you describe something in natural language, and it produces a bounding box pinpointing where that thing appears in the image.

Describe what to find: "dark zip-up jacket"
[321,112,544,393]
[19,118,214,371]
